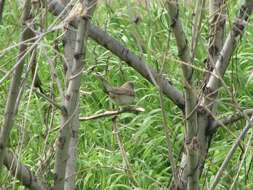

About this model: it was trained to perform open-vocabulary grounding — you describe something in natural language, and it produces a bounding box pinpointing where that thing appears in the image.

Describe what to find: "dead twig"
[79,107,145,121]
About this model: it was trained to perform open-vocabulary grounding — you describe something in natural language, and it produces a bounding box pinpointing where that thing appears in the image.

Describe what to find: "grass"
[0,1,253,189]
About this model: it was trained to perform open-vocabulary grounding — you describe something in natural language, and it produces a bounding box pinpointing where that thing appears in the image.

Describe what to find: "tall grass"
[0,1,253,189]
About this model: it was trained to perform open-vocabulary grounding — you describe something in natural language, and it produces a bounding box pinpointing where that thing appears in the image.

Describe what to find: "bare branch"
[229,128,253,190]
[3,150,49,190]
[53,1,97,189]
[111,116,138,186]
[165,1,199,189]
[202,0,253,108]
[34,89,65,113]
[191,0,206,61]
[61,1,79,189]
[0,0,34,171]
[79,107,145,121]
[0,0,5,23]
[210,109,253,131]
[45,54,65,101]
[203,0,226,84]
[165,0,192,78]
[47,0,185,110]
[209,115,253,190]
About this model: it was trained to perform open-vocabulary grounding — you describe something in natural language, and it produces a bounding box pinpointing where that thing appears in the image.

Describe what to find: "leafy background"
[0,1,253,189]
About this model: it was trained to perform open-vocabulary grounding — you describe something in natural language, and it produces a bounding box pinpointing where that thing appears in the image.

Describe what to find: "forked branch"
[165,1,199,189]
[53,1,97,189]
[47,0,185,110]
[202,1,253,107]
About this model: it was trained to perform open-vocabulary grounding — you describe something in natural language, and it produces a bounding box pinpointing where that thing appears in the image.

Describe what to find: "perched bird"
[96,74,135,106]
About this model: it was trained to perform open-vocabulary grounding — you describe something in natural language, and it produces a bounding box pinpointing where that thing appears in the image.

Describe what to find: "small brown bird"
[96,75,135,106]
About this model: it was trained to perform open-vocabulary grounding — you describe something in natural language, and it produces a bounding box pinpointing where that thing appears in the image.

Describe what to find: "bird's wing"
[108,87,135,96]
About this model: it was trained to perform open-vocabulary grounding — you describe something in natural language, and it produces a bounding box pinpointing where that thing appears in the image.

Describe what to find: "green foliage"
[0,1,253,189]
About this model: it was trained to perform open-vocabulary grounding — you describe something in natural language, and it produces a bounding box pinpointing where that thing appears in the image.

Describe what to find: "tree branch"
[165,1,199,189]
[191,0,206,61]
[202,0,253,108]
[34,88,64,112]
[0,0,34,172]
[79,107,145,121]
[53,1,97,189]
[60,1,79,189]
[210,109,253,132]
[47,0,185,110]
[203,0,226,84]
[209,115,253,190]
[111,116,138,186]
[194,0,227,179]
[3,150,49,190]
[0,0,5,23]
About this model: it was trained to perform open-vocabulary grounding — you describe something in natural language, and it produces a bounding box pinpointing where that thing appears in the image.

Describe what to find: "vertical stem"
[59,0,78,188]
[196,0,226,179]
[203,0,226,87]
[166,1,199,189]
[191,0,206,61]
[0,0,33,172]
[63,16,78,190]
[112,117,138,186]
[53,1,97,189]
[209,116,253,190]
[0,0,5,23]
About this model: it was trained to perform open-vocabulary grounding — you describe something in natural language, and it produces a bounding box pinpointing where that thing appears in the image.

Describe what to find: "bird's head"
[122,81,134,90]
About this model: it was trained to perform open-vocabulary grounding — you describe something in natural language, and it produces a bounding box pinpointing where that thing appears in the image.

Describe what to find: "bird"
[96,74,135,106]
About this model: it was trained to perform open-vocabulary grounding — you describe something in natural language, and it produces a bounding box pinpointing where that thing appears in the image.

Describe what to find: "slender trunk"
[0,0,33,172]
[0,0,5,23]
[166,1,199,189]
[62,6,78,188]
[53,1,97,189]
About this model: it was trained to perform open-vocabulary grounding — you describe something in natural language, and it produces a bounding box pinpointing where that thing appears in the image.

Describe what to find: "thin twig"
[191,0,206,61]
[0,0,34,171]
[80,107,145,121]
[210,109,253,131]
[229,127,253,190]
[34,88,64,112]
[111,116,139,186]
[209,115,253,190]
[47,0,185,110]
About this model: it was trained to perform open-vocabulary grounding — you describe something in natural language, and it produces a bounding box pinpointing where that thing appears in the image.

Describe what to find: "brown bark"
[4,150,49,190]
[0,0,5,23]
[0,0,33,171]
[53,1,97,190]
[47,0,185,110]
